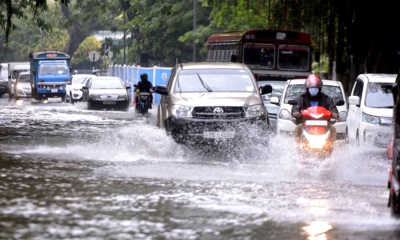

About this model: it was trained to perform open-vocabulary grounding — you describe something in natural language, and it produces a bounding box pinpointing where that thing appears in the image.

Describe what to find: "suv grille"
[192,106,244,119]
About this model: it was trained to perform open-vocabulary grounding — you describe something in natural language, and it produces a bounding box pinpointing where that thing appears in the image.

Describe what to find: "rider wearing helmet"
[135,73,154,108]
[291,74,339,140]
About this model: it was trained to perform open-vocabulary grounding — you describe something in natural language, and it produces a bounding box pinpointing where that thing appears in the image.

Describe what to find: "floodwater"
[0,97,398,239]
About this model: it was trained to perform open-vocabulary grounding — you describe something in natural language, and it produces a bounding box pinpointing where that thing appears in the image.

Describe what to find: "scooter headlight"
[279,109,292,120]
[303,130,330,149]
[171,105,193,118]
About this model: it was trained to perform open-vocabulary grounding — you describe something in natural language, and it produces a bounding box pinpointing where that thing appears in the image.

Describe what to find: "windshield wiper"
[196,73,212,92]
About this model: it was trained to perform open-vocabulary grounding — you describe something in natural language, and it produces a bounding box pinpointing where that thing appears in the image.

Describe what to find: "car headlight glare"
[171,105,193,118]
[279,109,292,120]
[362,112,380,125]
[245,104,266,118]
[339,111,347,122]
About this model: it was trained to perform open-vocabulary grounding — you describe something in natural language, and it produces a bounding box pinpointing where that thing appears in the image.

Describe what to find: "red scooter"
[295,106,336,158]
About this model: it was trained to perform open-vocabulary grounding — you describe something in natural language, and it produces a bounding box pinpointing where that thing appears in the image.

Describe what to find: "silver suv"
[154,62,272,143]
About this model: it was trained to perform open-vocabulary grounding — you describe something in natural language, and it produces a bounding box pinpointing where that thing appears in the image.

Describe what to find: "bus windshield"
[278,45,310,71]
[243,43,275,69]
[39,63,69,75]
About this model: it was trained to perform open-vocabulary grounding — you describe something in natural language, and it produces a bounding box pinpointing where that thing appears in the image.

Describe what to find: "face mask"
[308,87,319,96]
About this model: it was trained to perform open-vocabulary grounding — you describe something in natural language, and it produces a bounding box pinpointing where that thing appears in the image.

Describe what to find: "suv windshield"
[91,79,123,89]
[365,82,393,108]
[174,69,255,93]
[284,84,343,103]
[278,45,310,71]
[243,43,274,69]
[39,63,69,75]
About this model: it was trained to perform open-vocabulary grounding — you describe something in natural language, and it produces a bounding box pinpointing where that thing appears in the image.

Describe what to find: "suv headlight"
[171,105,193,118]
[244,104,266,118]
[279,109,292,120]
[362,112,380,125]
[339,111,347,122]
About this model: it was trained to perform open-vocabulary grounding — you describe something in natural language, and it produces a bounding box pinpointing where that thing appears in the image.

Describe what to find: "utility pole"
[123,10,126,65]
[192,0,197,62]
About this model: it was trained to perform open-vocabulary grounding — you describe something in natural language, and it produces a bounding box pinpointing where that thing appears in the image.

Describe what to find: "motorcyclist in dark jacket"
[135,73,154,108]
[291,74,339,140]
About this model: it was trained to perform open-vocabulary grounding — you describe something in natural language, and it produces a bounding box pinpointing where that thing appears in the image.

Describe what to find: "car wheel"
[345,128,349,144]
[356,130,360,147]
[87,101,92,110]
[390,192,400,218]
[61,95,66,102]
[65,93,69,103]
[70,93,75,104]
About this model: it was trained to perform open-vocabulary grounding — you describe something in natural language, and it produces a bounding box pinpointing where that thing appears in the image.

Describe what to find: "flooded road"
[0,97,399,239]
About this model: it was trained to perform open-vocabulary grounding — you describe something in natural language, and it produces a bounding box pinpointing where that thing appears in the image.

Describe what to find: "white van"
[346,74,396,147]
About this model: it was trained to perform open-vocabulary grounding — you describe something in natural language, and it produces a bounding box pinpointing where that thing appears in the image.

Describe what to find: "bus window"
[243,43,275,69]
[278,45,310,71]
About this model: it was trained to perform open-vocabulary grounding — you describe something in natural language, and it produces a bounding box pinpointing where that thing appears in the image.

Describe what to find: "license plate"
[305,120,328,126]
[103,101,116,105]
[51,89,58,93]
[203,131,235,139]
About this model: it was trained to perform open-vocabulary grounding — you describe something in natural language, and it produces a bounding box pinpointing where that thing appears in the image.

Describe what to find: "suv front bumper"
[166,115,269,142]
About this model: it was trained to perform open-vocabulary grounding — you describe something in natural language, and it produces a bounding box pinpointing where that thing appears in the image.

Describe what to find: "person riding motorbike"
[135,73,154,109]
[291,74,339,142]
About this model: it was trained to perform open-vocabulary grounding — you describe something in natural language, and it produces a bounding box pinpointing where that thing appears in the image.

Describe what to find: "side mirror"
[270,96,280,105]
[154,85,168,96]
[134,84,138,88]
[336,100,345,106]
[66,82,71,85]
[260,85,272,95]
[348,96,360,106]
[82,86,88,91]
[288,99,298,105]
[126,86,131,90]
[230,54,238,62]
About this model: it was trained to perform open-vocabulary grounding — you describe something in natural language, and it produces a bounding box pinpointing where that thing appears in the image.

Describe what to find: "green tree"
[71,36,103,69]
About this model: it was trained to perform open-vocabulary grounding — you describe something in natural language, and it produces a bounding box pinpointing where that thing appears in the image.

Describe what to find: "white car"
[346,74,395,147]
[82,76,130,111]
[14,71,32,99]
[271,79,348,140]
[65,74,93,103]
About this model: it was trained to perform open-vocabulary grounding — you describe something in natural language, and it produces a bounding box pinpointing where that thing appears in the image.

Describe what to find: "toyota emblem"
[213,107,224,114]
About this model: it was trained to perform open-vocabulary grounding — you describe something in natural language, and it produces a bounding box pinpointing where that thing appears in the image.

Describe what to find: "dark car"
[388,75,400,217]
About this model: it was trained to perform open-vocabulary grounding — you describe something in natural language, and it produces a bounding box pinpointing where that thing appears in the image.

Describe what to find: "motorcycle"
[134,84,152,115]
[292,104,336,158]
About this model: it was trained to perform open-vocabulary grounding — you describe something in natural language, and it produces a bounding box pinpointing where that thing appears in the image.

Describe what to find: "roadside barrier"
[108,65,172,104]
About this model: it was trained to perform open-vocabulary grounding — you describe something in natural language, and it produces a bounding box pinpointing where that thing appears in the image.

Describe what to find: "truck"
[29,51,72,101]
[0,63,8,97]
[7,62,30,99]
